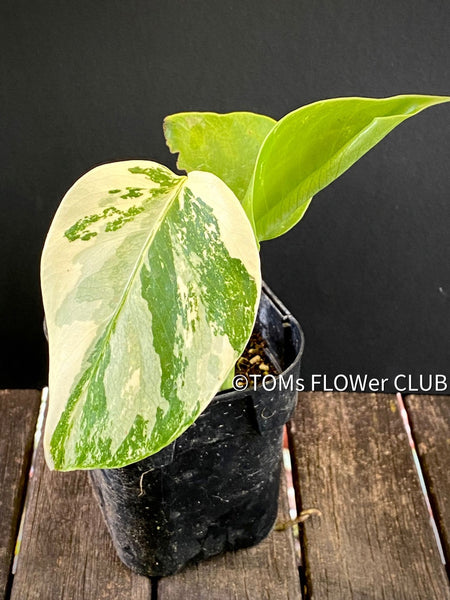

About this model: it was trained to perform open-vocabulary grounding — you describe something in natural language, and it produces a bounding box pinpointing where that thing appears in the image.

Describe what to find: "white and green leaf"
[41,160,261,471]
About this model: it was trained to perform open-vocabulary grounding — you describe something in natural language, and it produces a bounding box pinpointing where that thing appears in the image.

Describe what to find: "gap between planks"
[9,409,300,600]
[288,391,450,600]
[0,390,41,600]
[9,428,151,600]
[404,394,450,577]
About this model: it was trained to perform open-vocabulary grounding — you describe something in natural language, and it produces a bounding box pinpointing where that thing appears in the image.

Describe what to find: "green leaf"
[163,112,276,205]
[247,95,450,241]
[41,160,261,471]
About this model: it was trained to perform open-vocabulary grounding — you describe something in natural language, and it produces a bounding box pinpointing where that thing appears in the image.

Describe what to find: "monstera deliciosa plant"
[41,94,449,472]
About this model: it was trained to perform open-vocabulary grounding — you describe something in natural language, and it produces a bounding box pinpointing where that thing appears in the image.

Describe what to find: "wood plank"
[0,389,41,600]
[158,470,301,600]
[10,440,151,600]
[288,392,450,600]
[405,394,450,566]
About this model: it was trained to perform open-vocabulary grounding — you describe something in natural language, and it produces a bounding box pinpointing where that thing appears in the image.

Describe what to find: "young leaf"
[163,112,276,205]
[41,161,261,471]
[248,95,450,241]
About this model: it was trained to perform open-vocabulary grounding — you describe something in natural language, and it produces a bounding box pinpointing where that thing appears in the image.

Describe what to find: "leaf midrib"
[63,176,187,419]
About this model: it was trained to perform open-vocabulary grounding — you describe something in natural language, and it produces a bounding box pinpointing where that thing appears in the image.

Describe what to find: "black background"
[1,1,449,392]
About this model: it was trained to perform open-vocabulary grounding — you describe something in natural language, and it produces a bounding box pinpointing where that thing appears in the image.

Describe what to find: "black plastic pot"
[89,282,304,577]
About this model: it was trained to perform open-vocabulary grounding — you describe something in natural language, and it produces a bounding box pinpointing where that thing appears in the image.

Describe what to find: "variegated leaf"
[41,161,261,471]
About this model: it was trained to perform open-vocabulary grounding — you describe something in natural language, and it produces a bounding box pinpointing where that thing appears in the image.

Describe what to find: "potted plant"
[41,94,449,576]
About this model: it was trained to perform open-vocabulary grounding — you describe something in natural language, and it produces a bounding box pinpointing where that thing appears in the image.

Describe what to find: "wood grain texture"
[405,395,450,566]
[288,392,450,600]
[158,470,301,600]
[0,389,41,600]
[10,441,151,600]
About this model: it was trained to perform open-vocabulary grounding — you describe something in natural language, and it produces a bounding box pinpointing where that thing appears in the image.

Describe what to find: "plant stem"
[220,365,235,391]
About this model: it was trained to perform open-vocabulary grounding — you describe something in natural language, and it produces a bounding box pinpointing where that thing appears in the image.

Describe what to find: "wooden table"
[1,390,449,599]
